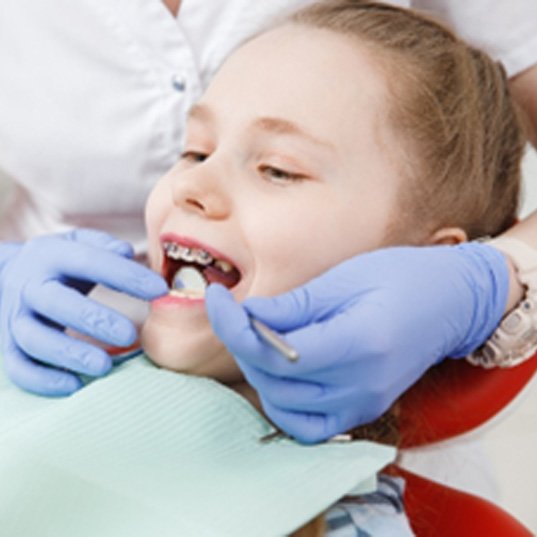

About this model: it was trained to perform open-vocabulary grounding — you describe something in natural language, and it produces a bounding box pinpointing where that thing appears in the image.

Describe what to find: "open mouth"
[161,238,242,299]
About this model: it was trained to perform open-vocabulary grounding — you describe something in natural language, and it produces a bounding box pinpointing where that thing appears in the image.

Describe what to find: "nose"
[171,161,231,220]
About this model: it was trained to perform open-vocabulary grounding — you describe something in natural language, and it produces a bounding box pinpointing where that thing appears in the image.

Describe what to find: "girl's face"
[141,25,405,380]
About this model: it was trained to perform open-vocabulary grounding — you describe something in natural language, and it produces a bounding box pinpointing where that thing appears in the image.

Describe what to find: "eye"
[180,151,208,163]
[259,165,306,184]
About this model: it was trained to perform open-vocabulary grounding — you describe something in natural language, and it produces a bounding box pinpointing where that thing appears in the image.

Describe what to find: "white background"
[484,146,537,531]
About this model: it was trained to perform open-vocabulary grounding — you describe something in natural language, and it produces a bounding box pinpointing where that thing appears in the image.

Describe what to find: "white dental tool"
[249,315,299,362]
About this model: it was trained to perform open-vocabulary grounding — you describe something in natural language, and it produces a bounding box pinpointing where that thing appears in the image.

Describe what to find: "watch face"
[468,296,537,369]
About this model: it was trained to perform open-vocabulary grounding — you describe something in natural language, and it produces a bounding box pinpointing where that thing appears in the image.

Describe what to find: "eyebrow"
[252,117,335,151]
[187,103,335,151]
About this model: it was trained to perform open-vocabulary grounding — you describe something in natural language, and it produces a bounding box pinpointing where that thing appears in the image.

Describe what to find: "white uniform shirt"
[1,0,536,249]
[0,0,312,248]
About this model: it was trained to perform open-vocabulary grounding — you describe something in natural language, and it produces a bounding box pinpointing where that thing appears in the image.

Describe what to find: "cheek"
[245,196,394,296]
[145,181,172,267]
[246,210,339,296]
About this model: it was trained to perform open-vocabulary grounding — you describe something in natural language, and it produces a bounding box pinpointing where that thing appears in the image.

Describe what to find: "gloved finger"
[25,237,167,301]
[62,243,168,300]
[206,283,269,356]
[0,242,22,267]
[243,287,334,332]
[211,305,354,381]
[207,284,315,380]
[11,314,112,377]
[288,299,435,392]
[208,284,375,380]
[280,310,387,379]
[24,280,137,346]
[239,350,393,428]
[259,397,333,444]
[242,257,365,331]
[48,230,137,296]
[61,228,134,258]
[208,284,336,378]
[234,361,334,413]
[2,344,82,396]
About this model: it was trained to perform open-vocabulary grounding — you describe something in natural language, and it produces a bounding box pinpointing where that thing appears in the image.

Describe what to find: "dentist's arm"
[504,62,537,272]
[0,229,167,396]
[510,63,537,148]
[496,62,537,310]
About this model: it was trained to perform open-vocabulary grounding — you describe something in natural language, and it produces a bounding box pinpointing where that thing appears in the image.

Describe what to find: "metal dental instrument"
[249,315,299,362]
[174,270,299,362]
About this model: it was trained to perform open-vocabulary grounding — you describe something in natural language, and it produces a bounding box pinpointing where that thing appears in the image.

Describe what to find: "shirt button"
[171,74,186,92]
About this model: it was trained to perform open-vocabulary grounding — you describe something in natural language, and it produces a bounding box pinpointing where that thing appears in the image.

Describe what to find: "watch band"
[467,236,537,368]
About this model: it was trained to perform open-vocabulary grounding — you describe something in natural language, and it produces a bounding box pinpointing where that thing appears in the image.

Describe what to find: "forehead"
[200,25,391,150]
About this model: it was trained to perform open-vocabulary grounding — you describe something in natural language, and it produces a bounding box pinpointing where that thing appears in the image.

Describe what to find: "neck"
[228,380,263,412]
[162,0,180,17]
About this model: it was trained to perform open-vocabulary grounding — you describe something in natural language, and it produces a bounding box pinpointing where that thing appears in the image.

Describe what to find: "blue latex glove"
[0,229,168,396]
[206,242,509,444]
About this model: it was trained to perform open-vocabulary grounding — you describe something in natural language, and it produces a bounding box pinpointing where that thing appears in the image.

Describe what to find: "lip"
[151,294,205,309]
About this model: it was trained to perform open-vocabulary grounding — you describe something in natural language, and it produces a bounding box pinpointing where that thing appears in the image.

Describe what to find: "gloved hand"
[206,242,509,444]
[0,229,167,396]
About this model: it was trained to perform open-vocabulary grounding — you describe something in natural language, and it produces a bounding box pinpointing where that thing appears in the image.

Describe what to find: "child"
[0,1,526,536]
[139,0,525,534]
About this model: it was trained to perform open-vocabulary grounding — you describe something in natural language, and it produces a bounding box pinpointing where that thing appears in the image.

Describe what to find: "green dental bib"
[0,355,395,537]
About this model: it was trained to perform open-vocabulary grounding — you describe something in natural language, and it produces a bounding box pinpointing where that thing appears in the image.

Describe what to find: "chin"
[140,316,243,383]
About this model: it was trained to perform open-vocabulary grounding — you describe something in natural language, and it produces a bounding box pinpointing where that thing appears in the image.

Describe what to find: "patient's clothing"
[0,354,403,536]
[325,475,414,536]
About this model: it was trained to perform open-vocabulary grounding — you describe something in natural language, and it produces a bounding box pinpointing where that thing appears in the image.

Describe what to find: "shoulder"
[411,0,537,76]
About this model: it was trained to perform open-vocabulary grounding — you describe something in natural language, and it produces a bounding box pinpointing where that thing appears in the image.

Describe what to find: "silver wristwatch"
[467,236,537,368]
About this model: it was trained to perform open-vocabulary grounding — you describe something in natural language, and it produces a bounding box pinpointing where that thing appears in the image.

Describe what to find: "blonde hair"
[284,4,528,535]
[290,0,526,242]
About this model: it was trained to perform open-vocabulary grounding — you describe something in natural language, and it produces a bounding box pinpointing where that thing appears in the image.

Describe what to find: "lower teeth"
[169,288,205,299]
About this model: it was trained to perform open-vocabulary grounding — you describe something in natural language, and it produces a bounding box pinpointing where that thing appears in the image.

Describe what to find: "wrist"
[503,251,526,313]
[467,236,537,368]
[0,241,22,271]
[449,241,510,358]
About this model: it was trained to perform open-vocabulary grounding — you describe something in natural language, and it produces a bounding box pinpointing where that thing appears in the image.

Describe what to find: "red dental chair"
[391,355,537,536]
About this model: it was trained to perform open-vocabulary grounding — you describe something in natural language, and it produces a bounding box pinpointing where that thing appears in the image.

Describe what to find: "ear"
[427,227,468,245]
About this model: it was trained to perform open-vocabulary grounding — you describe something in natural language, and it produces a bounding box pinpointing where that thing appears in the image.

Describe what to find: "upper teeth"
[163,242,214,266]
[163,241,234,273]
